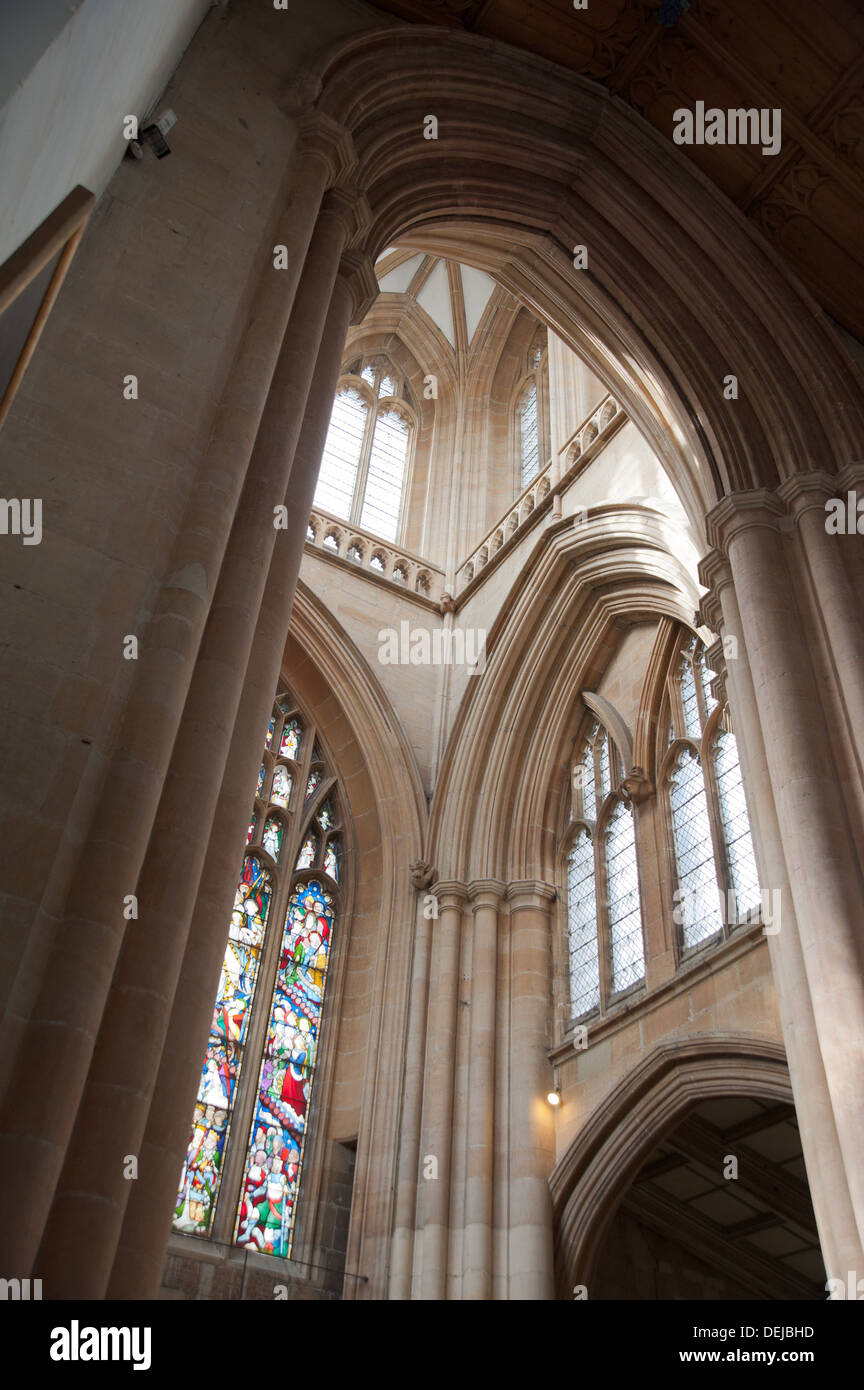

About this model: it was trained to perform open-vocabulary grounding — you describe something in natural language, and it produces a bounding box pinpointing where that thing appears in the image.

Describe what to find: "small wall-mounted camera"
[127,109,178,161]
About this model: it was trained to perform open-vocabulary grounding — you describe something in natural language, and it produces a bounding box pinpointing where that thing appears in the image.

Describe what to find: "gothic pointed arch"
[304,23,864,519]
[426,504,699,885]
[550,1035,792,1298]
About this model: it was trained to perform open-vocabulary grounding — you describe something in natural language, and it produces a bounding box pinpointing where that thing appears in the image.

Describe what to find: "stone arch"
[306,25,864,521]
[551,1035,792,1297]
[427,505,699,883]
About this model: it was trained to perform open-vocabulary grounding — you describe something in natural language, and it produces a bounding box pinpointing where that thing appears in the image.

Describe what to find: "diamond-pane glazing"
[714,730,761,917]
[670,747,722,947]
[567,829,600,1017]
[605,800,645,993]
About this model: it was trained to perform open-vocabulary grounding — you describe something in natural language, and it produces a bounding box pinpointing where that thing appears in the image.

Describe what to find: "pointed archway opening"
[593,1095,824,1300]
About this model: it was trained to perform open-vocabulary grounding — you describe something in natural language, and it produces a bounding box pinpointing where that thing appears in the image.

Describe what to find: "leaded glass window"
[174,690,345,1259]
[605,801,645,991]
[312,357,414,544]
[663,631,762,955]
[567,829,600,1017]
[518,379,540,489]
[565,717,645,1020]
[669,746,723,948]
[714,730,760,917]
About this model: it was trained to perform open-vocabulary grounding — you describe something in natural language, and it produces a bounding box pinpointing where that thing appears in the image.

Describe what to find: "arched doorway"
[551,1036,825,1298]
[594,1096,823,1300]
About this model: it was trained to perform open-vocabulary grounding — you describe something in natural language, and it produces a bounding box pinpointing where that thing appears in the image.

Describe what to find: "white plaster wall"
[0,0,212,264]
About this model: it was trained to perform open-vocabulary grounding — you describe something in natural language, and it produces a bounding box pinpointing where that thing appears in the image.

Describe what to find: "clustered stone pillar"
[505,881,556,1299]
[463,880,504,1299]
[108,262,369,1300]
[389,873,436,1300]
[702,469,864,1271]
[34,178,368,1296]
[415,883,466,1300]
[0,116,354,1281]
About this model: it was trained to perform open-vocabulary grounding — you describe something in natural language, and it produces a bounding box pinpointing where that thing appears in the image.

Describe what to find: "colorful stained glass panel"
[271,764,292,810]
[296,833,317,871]
[174,856,273,1239]
[324,839,339,881]
[262,816,283,862]
[280,717,301,761]
[233,880,335,1257]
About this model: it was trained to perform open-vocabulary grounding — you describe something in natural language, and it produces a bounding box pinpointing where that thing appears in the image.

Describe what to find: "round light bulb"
[547,1090,561,1107]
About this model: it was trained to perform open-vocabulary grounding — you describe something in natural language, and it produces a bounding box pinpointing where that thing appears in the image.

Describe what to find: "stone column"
[35,191,368,1298]
[415,883,466,1300]
[0,118,355,1282]
[463,880,503,1299]
[389,867,436,1300]
[700,548,864,1282]
[106,259,370,1300]
[506,880,556,1299]
[708,491,864,1254]
[780,467,864,831]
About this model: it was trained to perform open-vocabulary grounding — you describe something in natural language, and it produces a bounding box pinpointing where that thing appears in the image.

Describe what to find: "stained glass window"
[233,880,335,1257]
[296,834,317,871]
[305,770,321,801]
[280,718,301,761]
[176,688,344,1258]
[271,765,292,810]
[256,764,266,799]
[264,716,275,751]
[262,816,283,863]
[324,839,339,881]
[173,856,272,1238]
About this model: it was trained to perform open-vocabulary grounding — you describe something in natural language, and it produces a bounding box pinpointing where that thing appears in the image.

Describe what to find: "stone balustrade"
[305,506,446,603]
[456,393,624,592]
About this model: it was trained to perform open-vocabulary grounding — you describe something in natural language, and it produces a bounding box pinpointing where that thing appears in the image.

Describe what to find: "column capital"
[696,547,734,632]
[778,466,864,525]
[434,880,469,911]
[468,878,506,910]
[293,109,358,185]
[505,880,557,913]
[705,490,785,555]
[319,184,371,243]
[338,248,379,322]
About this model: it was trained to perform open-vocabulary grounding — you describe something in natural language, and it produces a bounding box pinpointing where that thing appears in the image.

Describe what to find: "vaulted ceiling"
[367,0,864,345]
